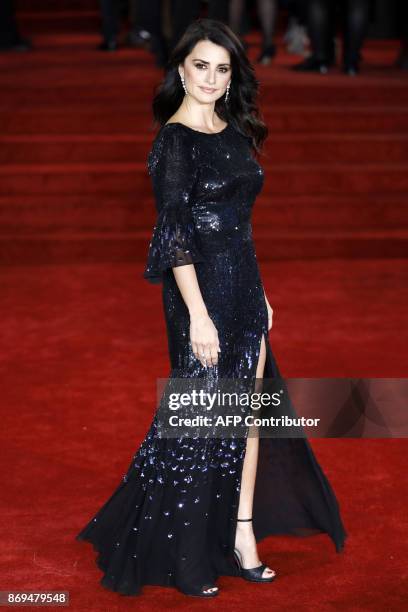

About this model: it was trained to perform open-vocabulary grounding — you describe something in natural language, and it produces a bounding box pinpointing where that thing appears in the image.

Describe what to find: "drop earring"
[180,74,187,95]
[225,82,230,103]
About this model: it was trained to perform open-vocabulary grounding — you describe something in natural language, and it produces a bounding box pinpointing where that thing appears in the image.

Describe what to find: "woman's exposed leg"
[234,334,276,578]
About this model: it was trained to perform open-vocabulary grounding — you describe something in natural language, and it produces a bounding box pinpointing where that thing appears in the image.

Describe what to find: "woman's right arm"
[143,126,220,367]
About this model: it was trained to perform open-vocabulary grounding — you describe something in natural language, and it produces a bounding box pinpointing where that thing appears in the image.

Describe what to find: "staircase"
[1,4,407,264]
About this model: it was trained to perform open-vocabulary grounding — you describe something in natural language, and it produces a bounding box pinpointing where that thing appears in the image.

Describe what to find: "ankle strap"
[237,517,253,521]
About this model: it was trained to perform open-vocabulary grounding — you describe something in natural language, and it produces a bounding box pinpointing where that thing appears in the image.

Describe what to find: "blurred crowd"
[1,0,407,75]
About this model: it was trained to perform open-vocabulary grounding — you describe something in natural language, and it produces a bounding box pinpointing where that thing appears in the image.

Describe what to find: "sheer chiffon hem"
[252,332,348,555]
[142,206,206,285]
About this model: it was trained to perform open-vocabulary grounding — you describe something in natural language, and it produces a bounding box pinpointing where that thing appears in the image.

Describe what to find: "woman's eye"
[194,64,229,73]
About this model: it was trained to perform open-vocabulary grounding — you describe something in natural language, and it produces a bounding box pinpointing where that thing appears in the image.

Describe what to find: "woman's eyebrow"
[193,58,231,66]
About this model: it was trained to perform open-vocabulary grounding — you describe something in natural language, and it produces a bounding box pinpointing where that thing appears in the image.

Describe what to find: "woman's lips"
[200,87,216,93]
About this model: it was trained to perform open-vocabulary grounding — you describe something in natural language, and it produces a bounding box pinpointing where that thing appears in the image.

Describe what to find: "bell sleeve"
[143,127,206,284]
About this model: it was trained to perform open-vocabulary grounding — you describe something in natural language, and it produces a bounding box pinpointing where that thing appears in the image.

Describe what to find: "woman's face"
[179,39,231,103]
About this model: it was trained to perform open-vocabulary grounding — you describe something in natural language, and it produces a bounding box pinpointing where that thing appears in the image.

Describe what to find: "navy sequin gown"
[76,121,347,595]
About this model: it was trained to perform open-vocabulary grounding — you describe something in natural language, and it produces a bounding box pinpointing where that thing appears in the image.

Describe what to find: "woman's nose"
[205,73,216,85]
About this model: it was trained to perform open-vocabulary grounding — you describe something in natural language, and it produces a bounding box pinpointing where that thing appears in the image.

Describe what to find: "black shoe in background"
[343,62,360,76]
[257,43,277,65]
[292,56,332,74]
[0,37,32,52]
[125,29,151,48]
[395,44,408,70]
[98,39,118,51]
[124,29,168,67]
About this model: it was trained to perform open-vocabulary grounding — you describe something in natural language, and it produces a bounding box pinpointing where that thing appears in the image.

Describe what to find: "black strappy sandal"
[234,518,277,583]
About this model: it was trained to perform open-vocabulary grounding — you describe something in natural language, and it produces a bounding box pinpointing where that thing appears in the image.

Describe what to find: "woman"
[76,18,347,598]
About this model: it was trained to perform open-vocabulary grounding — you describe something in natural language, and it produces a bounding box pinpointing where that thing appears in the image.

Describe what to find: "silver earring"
[180,74,187,95]
[225,82,230,103]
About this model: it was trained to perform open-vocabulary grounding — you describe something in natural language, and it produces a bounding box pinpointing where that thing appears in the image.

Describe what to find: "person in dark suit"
[0,0,31,52]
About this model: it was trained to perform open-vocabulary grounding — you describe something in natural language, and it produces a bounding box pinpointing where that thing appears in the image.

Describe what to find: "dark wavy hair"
[151,18,268,156]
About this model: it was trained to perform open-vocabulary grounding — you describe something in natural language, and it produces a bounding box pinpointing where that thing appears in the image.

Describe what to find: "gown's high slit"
[76,121,348,596]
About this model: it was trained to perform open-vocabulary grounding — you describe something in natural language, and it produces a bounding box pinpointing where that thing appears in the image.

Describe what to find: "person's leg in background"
[292,0,308,25]
[256,0,279,63]
[126,0,150,46]
[395,0,408,69]
[308,0,336,63]
[229,0,246,34]
[292,0,335,72]
[99,0,121,50]
[228,0,250,51]
[341,0,370,75]
[169,0,201,50]
[208,0,229,23]
[127,0,168,67]
[0,0,31,52]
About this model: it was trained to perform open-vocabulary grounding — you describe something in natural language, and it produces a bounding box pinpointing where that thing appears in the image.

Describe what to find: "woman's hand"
[171,265,220,368]
[264,293,274,331]
[189,311,221,368]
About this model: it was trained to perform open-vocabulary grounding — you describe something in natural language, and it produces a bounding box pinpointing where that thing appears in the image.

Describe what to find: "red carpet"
[1,4,407,610]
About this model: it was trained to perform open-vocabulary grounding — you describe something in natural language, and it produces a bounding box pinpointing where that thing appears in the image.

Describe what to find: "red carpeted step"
[1,193,407,235]
[253,193,408,230]
[0,36,146,56]
[253,229,408,260]
[1,163,408,197]
[3,76,408,106]
[2,133,408,164]
[0,194,156,233]
[1,107,408,135]
[266,107,408,134]
[17,11,100,33]
[1,32,104,50]
[16,0,99,10]
[1,230,407,265]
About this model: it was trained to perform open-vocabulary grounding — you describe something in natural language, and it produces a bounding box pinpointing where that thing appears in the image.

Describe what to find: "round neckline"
[164,121,230,136]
